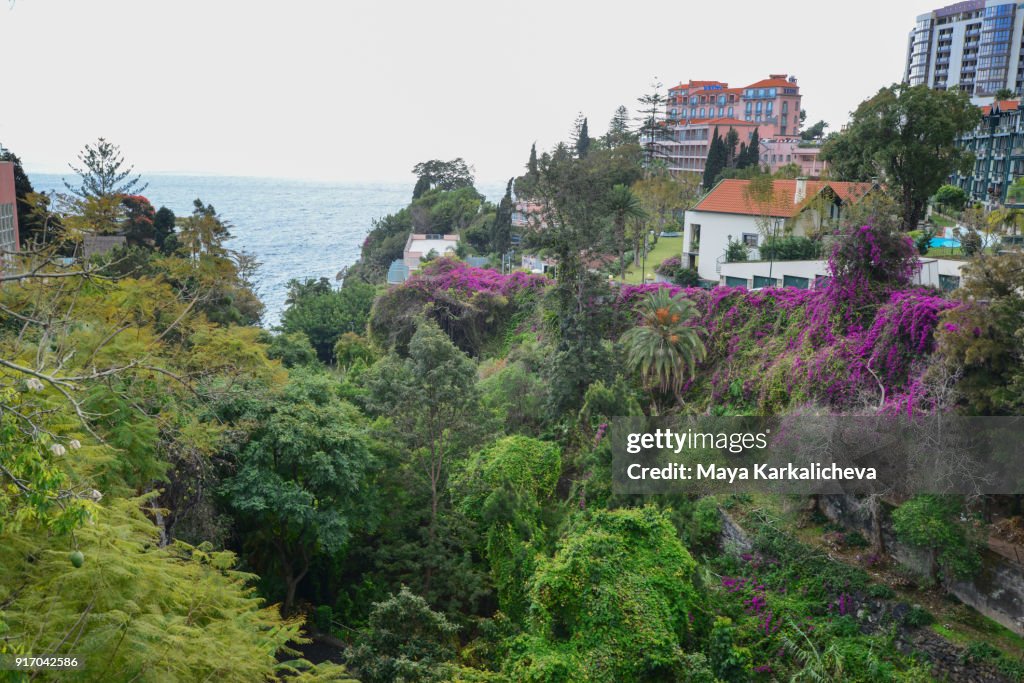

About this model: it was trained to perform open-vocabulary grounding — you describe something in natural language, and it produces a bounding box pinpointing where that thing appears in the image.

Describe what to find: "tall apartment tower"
[905,0,1024,100]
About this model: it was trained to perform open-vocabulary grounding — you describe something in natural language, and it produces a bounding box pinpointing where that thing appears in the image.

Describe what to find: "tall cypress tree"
[528,143,539,177]
[491,178,514,255]
[703,127,726,190]
[745,128,761,169]
[724,128,739,167]
[576,118,590,158]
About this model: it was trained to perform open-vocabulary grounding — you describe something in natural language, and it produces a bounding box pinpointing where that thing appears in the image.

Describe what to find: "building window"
[700,108,705,117]
[728,106,734,117]
[742,233,758,247]
[0,203,16,259]
[718,106,724,116]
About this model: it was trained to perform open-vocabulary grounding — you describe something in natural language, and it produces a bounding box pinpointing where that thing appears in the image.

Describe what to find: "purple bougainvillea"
[613,226,960,414]
[404,257,549,298]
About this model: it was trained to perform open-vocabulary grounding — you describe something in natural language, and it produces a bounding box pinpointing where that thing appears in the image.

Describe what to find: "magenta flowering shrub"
[656,256,682,276]
[403,257,549,298]
[612,234,958,414]
[369,257,549,354]
[826,223,920,316]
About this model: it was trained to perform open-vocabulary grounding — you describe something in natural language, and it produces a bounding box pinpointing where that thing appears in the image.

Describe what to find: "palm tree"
[620,288,705,395]
[606,184,647,280]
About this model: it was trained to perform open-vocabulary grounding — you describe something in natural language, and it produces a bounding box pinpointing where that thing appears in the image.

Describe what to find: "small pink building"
[0,161,20,262]
[759,137,827,177]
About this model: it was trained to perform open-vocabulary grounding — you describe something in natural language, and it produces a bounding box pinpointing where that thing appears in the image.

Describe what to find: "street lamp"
[641,229,655,282]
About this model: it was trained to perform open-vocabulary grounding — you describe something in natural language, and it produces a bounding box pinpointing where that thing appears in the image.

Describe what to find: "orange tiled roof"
[981,99,1020,115]
[692,179,875,218]
[745,77,796,89]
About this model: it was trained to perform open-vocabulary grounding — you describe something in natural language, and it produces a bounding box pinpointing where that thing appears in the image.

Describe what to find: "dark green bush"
[904,605,935,627]
[758,236,821,261]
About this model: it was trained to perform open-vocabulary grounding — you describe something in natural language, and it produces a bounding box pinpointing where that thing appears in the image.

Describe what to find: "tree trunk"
[903,191,922,232]
[279,545,309,618]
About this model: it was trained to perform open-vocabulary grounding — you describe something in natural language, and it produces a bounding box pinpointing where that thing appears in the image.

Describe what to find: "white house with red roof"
[682,178,968,290]
[681,177,877,286]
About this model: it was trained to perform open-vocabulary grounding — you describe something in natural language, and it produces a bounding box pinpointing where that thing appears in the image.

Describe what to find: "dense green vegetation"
[2,85,1024,682]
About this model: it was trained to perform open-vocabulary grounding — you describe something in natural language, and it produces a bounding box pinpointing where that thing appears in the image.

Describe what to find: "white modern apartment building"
[905,0,1024,100]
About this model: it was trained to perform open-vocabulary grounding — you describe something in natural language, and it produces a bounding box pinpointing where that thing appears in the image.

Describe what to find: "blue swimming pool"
[929,237,961,249]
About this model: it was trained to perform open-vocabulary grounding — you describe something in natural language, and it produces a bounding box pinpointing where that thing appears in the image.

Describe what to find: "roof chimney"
[794,177,808,204]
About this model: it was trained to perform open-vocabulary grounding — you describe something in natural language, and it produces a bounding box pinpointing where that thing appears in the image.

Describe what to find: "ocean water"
[29,173,503,326]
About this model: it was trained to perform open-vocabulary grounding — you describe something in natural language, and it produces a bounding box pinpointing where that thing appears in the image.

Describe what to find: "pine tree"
[528,142,539,177]
[637,81,667,165]
[63,137,148,200]
[606,106,633,147]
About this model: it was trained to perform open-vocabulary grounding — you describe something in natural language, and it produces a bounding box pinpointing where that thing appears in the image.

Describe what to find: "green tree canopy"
[821,84,980,229]
[934,184,968,212]
[412,158,475,199]
[220,370,378,615]
[280,279,375,363]
[801,120,829,140]
[506,507,701,682]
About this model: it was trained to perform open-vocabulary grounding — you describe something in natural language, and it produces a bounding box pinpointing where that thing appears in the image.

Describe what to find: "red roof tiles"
[981,99,1020,115]
[692,179,875,218]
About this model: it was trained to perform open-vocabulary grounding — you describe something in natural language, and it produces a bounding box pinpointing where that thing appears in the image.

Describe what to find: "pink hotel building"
[653,74,803,174]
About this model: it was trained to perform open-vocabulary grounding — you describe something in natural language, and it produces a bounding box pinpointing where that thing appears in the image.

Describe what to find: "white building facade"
[905,0,1024,100]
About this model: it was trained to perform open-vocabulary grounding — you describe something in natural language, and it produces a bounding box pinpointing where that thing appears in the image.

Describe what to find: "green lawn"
[925,246,1001,259]
[621,235,683,284]
[929,213,957,228]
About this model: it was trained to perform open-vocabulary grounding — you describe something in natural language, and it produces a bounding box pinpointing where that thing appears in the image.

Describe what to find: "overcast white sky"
[1,0,939,184]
